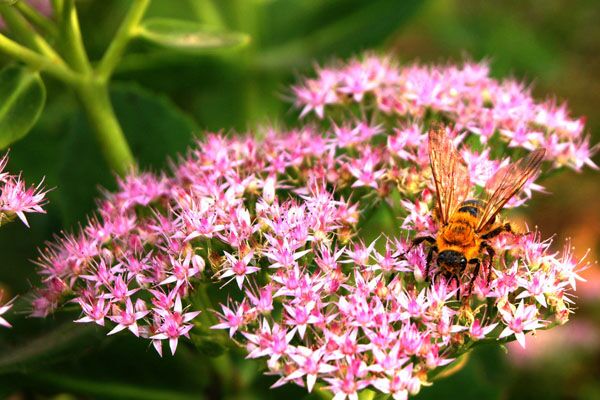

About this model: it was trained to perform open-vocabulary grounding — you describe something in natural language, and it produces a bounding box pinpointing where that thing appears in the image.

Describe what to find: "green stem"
[96,0,150,81]
[74,80,135,175]
[0,0,136,175]
[234,0,263,127]
[50,0,64,19]
[14,0,58,37]
[190,0,225,28]
[0,33,80,84]
[0,5,60,59]
[59,0,91,73]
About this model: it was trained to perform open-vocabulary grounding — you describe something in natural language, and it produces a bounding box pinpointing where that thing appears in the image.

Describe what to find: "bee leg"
[467,258,481,296]
[480,242,496,284]
[405,236,436,282]
[410,235,436,250]
[452,275,461,300]
[425,245,438,282]
[481,223,516,240]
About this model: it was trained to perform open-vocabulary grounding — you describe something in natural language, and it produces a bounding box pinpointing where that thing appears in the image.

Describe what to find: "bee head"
[437,250,467,272]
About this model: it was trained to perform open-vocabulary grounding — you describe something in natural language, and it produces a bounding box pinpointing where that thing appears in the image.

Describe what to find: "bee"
[412,126,545,297]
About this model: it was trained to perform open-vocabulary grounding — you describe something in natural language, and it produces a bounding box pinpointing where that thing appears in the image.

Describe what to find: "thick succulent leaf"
[136,18,250,52]
[0,65,46,148]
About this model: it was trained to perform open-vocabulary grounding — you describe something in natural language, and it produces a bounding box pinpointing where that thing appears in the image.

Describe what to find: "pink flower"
[151,295,200,355]
[75,297,110,326]
[468,319,498,340]
[348,154,385,189]
[212,301,249,337]
[108,298,150,337]
[243,320,293,362]
[219,250,259,289]
[397,289,429,320]
[287,346,338,392]
[160,251,204,287]
[325,367,370,400]
[499,300,544,348]
[517,271,551,307]
[293,68,339,118]
[179,198,223,241]
[372,363,420,400]
[0,167,47,227]
[284,301,321,339]
[114,172,168,210]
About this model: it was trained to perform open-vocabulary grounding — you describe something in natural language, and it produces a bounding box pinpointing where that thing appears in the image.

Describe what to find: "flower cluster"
[0,153,47,227]
[31,129,368,355]
[30,53,595,398]
[212,203,584,400]
[294,54,597,172]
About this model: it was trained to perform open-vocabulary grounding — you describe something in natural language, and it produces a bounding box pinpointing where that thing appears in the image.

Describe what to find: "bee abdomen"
[457,205,479,217]
[457,199,485,218]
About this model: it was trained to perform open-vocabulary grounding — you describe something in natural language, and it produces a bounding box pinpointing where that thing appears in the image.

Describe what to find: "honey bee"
[412,126,545,297]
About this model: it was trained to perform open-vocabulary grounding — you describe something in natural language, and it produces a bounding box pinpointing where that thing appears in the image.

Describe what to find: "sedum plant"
[0,1,596,399]
[28,54,596,399]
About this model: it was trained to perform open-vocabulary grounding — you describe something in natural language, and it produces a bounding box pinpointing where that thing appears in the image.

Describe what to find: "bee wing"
[476,148,546,231]
[428,126,471,225]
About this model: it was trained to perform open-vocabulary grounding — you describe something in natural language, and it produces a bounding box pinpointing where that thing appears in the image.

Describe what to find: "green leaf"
[59,83,199,227]
[0,323,97,374]
[256,0,424,70]
[0,65,46,148]
[0,329,211,397]
[136,18,250,52]
[29,372,204,400]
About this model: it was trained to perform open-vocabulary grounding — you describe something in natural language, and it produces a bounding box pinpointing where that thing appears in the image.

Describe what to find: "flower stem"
[190,0,226,28]
[59,0,91,73]
[0,6,59,59]
[14,0,58,37]
[96,0,150,81]
[0,33,80,84]
[74,80,135,175]
[50,0,64,16]
[0,0,137,175]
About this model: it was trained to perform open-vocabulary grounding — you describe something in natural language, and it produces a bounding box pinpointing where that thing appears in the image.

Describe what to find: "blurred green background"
[0,0,598,399]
